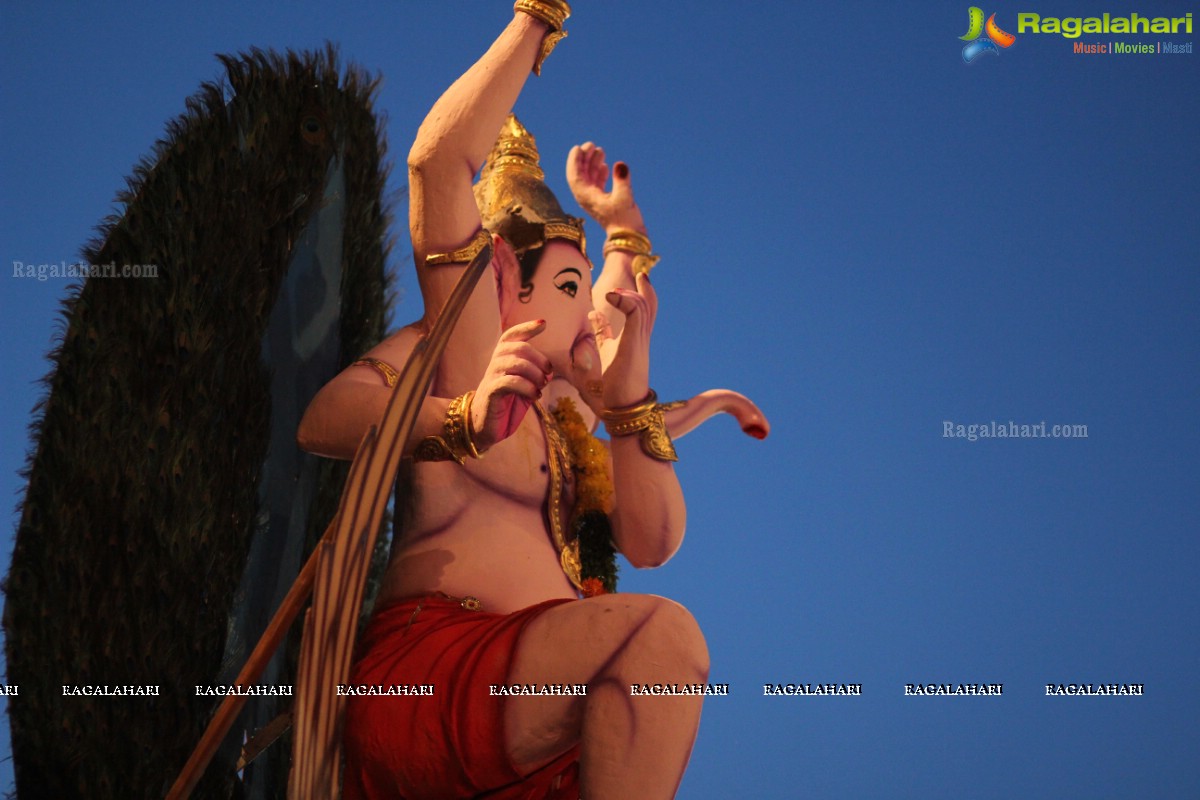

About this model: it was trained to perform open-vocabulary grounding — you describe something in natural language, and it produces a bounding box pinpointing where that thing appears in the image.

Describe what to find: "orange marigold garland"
[552,397,617,595]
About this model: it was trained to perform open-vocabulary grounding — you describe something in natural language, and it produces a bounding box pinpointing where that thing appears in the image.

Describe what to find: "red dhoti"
[342,594,580,799]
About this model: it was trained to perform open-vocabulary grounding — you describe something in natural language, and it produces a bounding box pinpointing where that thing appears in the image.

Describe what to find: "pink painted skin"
[297,11,768,800]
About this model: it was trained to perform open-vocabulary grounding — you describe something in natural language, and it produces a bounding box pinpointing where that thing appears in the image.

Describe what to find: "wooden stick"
[237,711,294,772]
[164,524,326,799]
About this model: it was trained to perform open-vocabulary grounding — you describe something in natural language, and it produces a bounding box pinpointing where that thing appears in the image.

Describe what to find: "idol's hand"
[600,272,656,409]
[566,142,647,233]
[470,319,554,450]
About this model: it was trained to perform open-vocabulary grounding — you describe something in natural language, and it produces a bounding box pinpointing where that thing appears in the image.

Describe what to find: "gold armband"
[352,357,399,388]
[602,228,660,276]
[600,390,680,462]
[514,0,571,75]
[424,229,492,267]
[413,391,483,464]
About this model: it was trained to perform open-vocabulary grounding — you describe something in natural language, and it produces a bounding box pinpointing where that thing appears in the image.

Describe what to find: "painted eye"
[555,279,578,298]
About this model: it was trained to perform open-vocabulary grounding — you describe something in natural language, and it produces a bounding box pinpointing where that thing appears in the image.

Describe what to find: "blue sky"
[2,2,1198,797]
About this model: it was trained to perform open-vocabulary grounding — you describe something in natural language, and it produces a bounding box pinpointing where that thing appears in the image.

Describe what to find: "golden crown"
[473,114,586,257]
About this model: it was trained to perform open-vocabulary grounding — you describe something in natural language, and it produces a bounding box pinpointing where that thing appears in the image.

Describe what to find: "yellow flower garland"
[552,397,617,595]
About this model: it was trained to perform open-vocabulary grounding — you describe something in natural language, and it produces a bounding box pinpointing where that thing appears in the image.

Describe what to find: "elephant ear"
[3,46,393,798]
[495,234,524,326]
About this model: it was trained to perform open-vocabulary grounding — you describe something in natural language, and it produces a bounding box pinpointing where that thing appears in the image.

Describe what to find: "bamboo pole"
[164,524,325,799]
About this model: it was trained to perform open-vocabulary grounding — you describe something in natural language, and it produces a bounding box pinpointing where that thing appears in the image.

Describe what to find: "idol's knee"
[624,595,709,681]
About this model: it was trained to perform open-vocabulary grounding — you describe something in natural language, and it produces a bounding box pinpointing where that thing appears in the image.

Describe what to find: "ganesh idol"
[296,2,769,797]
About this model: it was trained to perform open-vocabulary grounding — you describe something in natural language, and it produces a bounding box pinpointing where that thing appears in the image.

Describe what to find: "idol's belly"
[376,502,578,614]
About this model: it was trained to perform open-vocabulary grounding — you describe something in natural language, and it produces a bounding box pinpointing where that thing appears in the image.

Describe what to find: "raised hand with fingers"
[566,142,646,233]
[470,319,554,451]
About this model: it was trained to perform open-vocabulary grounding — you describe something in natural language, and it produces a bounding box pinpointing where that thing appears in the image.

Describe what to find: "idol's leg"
[504,593,709,799]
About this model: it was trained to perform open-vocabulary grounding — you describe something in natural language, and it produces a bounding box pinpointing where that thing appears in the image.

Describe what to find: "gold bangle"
[602,229,650,255]
[600,390,679,462]
[445,391,483,461]
[602,228,660,276]
[600,389,659,423]
[413,392,482,464]
[424,229,491,267]
[352,357,399,388]
[514,0,571,76]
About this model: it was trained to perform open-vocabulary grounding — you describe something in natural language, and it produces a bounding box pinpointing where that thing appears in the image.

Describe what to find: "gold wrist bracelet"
[445,390,483,461]
[413,391,483,464]
[600,389,658,422]
[600,390,679,462]
[602,228,660,276]
[514,0,571,75]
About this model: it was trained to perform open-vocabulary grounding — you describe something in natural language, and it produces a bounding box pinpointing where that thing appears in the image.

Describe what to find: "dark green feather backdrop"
[3,46,393,798]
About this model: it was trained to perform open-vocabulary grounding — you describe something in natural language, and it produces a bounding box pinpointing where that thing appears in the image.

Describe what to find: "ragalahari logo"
[961,7,1017,62]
